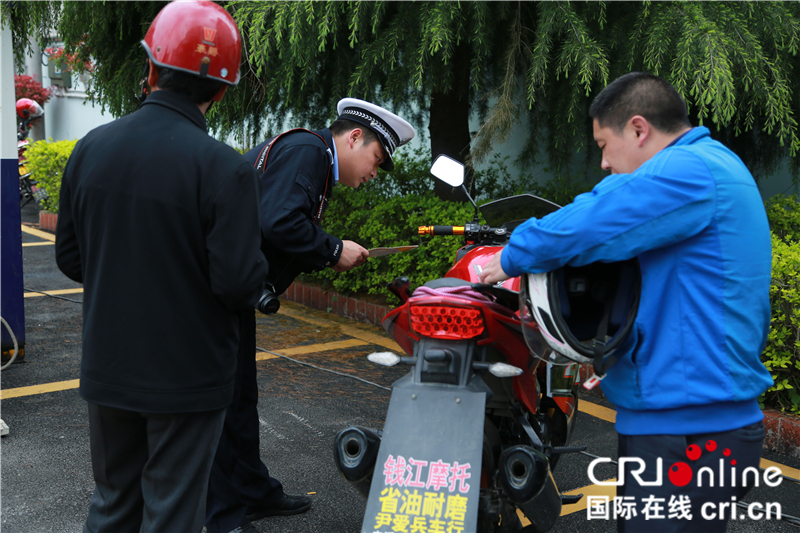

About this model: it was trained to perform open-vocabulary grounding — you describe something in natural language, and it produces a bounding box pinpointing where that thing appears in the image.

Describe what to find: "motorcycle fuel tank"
[446,246,521,293]
[362,375,487,533]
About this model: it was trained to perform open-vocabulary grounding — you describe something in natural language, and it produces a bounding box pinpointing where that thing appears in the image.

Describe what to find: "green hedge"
[302,148,481,304]
[24,138,78,213]
[301,148,598,304]
[763,195,800,414]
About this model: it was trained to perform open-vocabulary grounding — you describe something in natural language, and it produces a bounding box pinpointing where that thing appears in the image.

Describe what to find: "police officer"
[205,99,415,533]
[55,2,267,532]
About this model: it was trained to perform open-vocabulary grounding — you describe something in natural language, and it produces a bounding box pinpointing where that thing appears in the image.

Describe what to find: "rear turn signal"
[410,305,485,340]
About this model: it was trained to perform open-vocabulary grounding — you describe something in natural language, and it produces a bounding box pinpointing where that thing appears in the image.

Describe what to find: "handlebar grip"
[418,226,465,236]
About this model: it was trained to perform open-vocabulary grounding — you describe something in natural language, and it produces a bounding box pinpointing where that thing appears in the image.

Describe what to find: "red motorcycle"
[334,156,584,532]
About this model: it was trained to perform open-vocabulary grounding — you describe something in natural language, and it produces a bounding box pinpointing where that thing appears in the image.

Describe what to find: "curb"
[764,410,800,458]
[283,281,800,458]
[39,211,57,232]
[280,281,393,327]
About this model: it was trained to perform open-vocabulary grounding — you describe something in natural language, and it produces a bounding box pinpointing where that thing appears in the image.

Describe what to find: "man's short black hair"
[329,118,378,145]
[589,72,691,134]
[155,66,224,105]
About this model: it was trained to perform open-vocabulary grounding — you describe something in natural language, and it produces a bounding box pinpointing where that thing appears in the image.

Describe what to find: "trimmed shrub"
[302,148,592,304]
[763,195,800,414]
[303,155,479,304]
[24,138,78,213]
[766,194,800,242]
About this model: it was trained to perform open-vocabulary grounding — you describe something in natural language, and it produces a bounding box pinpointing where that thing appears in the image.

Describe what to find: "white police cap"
[336,98,415,172]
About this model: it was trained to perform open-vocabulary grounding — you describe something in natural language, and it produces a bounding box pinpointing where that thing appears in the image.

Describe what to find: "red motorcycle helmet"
[141,0,242,87]
[16,98,44,120]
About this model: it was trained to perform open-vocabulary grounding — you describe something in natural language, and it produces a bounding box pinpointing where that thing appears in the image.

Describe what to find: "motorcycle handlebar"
[418,226,465,236]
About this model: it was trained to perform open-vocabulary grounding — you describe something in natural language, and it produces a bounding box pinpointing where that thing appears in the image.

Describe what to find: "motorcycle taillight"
[409,305,485,340]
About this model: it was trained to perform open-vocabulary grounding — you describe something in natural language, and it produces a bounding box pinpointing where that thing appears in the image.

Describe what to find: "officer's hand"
[332,240,369,272]
[478,250,510,284]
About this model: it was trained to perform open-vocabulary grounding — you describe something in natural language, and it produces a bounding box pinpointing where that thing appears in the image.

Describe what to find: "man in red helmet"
[16,98,44,140]
[55,2,267,532]
[15,98,44,120]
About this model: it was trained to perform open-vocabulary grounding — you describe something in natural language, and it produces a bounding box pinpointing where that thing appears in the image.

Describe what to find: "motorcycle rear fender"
[362,375,490,533]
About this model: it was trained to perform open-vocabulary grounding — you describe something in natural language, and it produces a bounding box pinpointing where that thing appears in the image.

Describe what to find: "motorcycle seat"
[422,278,472,289]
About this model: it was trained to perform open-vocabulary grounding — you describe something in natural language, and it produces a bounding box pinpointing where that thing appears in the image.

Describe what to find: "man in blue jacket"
[480,72,773,532]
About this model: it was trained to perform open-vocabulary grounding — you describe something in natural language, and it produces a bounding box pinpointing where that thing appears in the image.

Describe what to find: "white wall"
[23,39,113,144]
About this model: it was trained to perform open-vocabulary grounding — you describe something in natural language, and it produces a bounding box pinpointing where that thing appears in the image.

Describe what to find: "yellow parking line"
[257,338,369,360]
[278,305,402,352]
[22,241,54,247]
[3,340,371,399]
[578,401,800,482]
[517,479,616,525]
[579,400,616,423]
[24,288,84,298]
[20,225,55,242]
[338,326,402,353]
[760,457,800,481]
[277,306,332,328]
[1,379,80,399]
[558,479,617,516]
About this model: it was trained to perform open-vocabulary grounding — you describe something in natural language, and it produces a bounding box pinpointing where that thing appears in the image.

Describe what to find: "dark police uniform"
[252,128,341,294]
[206,99,415,533]
[205,129,338,532]
[56,89,267,533]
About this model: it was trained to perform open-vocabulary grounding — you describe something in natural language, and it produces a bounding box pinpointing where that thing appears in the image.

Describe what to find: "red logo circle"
[668,462,693,487]
[686,444,702,461]
[705,440,717,452]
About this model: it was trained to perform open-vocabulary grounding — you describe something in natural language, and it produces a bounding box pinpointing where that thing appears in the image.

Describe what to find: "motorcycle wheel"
[477,420,526,533]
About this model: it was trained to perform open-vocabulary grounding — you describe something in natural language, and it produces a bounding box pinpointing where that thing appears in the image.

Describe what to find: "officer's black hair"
[589,72,691,134]
[329,118,379,145]
[155,66,224,105]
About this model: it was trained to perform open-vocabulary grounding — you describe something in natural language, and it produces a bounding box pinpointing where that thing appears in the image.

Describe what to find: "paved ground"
[2,202,799,532]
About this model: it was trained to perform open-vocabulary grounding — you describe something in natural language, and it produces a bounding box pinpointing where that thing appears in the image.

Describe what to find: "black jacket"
[245,129,343,294]
[56,90,268,413]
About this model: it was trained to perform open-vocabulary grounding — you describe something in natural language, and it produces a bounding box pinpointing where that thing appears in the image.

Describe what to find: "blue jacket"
[501,127,773,435]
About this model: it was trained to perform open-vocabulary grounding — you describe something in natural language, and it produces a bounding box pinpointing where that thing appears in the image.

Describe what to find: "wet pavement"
[2,202,799,533]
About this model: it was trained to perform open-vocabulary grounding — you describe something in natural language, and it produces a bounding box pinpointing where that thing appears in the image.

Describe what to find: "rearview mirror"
[430,155,464,188]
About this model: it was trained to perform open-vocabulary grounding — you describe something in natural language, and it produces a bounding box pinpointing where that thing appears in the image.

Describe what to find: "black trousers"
[206,311,284,533]
[617,422,765,533]
[84,402,225,533]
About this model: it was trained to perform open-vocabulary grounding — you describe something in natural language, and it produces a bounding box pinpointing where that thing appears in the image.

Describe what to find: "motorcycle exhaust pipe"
[333,426,381,498]
[498,445,562,532]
